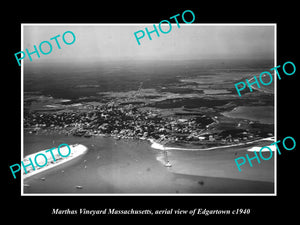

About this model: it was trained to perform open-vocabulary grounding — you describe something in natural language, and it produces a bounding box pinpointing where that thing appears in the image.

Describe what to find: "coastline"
[22,134,273,180]
[247,76,274,94]
[23,144,88,179]
[149,137,275,151]
[23,133,274,194]
[247,145,276,152]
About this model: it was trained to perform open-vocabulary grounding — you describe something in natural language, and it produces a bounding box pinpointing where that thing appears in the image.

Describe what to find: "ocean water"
[23,133,274,194]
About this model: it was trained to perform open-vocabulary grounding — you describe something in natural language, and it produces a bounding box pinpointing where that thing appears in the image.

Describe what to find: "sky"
[22,24,275,64]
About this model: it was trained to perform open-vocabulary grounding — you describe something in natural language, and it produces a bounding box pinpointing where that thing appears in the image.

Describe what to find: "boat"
[165,161,172,167]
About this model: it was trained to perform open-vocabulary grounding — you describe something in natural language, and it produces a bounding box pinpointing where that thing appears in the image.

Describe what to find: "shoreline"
[23,133,274,193]
[23,144,88,179]
[247,145,276,152]
[23,130,274,154]
[148,137,275,151]
[247,76,274,94]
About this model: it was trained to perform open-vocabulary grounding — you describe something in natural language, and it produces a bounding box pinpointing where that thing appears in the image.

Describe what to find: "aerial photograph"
[22,24,275,194]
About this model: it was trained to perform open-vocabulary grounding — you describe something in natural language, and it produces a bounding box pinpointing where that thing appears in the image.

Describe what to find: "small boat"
[75,185,83,189]
[165,161,172,167]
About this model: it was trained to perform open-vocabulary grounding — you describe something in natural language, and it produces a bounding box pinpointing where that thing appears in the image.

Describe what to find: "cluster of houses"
[24,102,271,145]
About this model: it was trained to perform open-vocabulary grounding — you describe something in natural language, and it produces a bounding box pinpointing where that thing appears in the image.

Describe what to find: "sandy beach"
[23,144,88,179]
[23,133,274,194]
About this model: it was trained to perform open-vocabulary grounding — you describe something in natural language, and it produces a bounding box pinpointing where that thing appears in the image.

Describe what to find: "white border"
[21,23,277,196]
[21,23,24,195]
[274,24,277,196]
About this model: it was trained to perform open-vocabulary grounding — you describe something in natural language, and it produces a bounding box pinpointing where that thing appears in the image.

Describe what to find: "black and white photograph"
[4,4,298,221]
[21,24,275,195]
